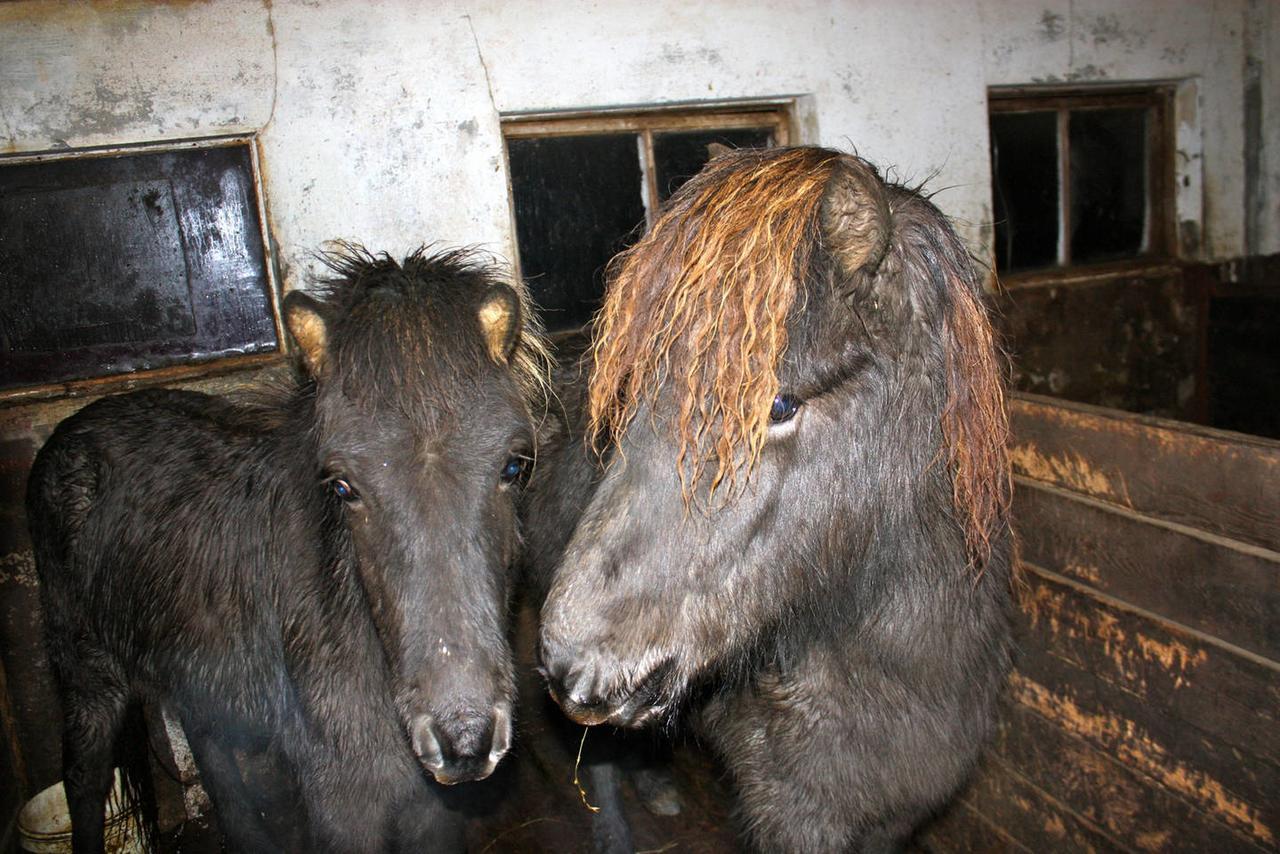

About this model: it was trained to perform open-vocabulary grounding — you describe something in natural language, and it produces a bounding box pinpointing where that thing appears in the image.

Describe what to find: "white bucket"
[17,769,146,854]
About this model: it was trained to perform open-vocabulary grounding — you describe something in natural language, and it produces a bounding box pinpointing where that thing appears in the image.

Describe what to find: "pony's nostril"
[538,633,571,685]
[489,703,513,762]
[565,660,601,708]
[538,635,590,704]
[417,708,510,784]
[410,714,443,770]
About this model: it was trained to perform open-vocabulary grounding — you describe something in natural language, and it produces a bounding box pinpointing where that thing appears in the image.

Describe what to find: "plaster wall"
[1254,0,1279,254]
[2,0,1271,293]
[978,0,1279,260]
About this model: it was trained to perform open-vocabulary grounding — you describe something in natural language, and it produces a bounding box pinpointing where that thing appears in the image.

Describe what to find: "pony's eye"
[769,394,801,424]
[331,478,359,502]
[499,456,528,485]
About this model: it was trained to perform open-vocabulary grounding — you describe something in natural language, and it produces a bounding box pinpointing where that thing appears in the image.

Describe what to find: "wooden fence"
[924,392,1279,853]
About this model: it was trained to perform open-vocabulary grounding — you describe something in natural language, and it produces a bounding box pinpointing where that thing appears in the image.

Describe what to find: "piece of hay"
[573,727,601,813]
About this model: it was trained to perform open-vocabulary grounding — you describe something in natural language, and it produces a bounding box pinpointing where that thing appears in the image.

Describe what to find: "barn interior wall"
[977,0,1277,430]
[2,1,1272,283]
[0,0,1274,840]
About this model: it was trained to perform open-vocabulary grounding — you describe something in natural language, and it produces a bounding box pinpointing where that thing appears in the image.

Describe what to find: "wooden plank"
[998,275,1202,423]
[1011,647,1279,841]
[918,795,1032,854]
[1013,480,1280,659]
[0,657,28,853]
[1006,671,1276,849]
[1009,392,1280,551]
[0,143,280,398]
[994,698,1270,852]
[1017,565,1280,767]
[0,557,62,793]
[502,109,789,138]
[958,753,1127,853]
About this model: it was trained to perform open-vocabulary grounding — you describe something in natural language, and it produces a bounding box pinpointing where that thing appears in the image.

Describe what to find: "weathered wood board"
[1008,393,1280,551]
[923,393,1280,853]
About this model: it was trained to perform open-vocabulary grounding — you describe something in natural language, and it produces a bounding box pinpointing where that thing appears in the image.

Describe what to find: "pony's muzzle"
[410,703,512,785]
[540,635,670,728]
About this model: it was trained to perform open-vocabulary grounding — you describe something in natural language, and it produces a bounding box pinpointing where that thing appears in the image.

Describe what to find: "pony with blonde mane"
[524,147,1013,852]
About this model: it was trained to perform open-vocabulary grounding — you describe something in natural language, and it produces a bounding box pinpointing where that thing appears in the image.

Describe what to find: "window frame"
[988,84,1177,284]
[0,135,285,405]
[501,101,794,288]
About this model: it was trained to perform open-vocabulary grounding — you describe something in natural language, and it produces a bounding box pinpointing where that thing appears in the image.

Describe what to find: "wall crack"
[262,0,279,132]
[463,14,498,117]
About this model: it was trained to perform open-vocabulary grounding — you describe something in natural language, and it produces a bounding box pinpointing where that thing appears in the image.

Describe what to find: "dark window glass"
[990,111,1060,272]
[652,127,774,202]
[1069,107,1148,263]
[507,134,645,331]
[0,144,277,391]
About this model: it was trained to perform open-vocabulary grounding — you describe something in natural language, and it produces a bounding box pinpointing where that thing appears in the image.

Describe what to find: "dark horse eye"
[500,456,528,485]
[331,478,359,502]
[769,394,801,424]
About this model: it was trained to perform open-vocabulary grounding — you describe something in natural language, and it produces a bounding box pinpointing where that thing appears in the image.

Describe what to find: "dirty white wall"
[1252,0,1278,256]
[979,0,1277,262]
[1,0,1274,295]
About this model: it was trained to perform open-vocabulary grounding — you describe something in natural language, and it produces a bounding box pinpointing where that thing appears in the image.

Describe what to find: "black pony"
[27,247,548,853]
[527,147,1014,851]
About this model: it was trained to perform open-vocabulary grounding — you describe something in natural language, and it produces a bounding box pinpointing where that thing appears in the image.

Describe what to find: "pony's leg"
[181,719,284,854]
[298,749,455,854]
[228,736,312,850]
[587,760,634,854]
[60,673,127,854]
[391,788,463,854]
[628,741,682,817]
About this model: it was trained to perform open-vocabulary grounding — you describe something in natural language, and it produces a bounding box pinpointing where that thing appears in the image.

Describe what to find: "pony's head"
[540,148,1010,727]
[285,245,548,781]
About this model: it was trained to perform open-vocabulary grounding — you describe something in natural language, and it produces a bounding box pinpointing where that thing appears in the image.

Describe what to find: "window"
[503,106,790,330]
[989,87,1174,275]
[0,138,280,398]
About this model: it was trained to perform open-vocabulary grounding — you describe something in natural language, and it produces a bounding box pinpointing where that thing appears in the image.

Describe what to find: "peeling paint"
[1087,15,1132,48]
[1062,561,1102,584]
[1131,632,1207,685]
[658,43,722,66]
[1015,399,1280,499]
[1010,441,1132,507]
[1064,63,1110,81]
[1011,673,1274,844]
[1135,829,1172,851]
[1023,582,1209,693]
[1038,10,1064,43]
[0,550,37,588]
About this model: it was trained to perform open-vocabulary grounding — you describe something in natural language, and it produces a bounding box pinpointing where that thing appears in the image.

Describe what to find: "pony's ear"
[477,283,522,364]
[284,291,331,378]
[820,156,891,280]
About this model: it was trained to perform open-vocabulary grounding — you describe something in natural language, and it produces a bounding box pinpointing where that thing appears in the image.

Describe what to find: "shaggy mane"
[943,269,1013,573]
[587,147,1010,572]
[587,147,843,501]
[313,242,551,416]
